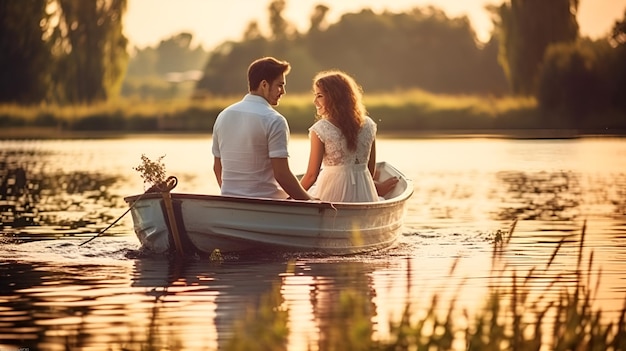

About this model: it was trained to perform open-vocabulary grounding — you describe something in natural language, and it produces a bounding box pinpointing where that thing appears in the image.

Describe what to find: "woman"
[300,70,387,202]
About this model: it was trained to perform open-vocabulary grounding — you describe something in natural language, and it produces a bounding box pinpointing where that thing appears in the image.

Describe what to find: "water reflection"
[1,136,625,350]
[0,231,624,350]
[1,149,123,240]
[496,170,626,221]
[0,253,455,350]
[496,170,582,221]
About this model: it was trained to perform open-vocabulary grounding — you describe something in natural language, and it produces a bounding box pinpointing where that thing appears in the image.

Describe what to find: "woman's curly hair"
[313,70,367,151]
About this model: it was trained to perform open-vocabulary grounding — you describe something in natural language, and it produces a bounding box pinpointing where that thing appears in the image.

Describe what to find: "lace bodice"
[309,117,377,166]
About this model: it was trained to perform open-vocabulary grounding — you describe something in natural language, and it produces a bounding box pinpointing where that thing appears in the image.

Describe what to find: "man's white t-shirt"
[212,94,290,199]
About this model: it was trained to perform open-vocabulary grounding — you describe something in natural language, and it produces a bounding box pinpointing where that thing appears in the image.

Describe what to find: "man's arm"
[213,156,222,187]
[271,158,314,200]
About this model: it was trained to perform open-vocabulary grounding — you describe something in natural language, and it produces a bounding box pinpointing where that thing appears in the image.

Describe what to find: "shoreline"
[1,127,625,140]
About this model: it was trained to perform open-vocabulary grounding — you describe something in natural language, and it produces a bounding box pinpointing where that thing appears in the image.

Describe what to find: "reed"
[221,220,626,350]
[280,90,539,132]
[1,93,539,136]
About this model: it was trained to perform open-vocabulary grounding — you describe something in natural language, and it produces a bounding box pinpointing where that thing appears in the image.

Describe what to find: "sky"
[124,0,626,50]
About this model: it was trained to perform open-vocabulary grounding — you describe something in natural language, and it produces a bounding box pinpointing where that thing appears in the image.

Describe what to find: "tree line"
[1,0,625,128]
[196,4,508,96]
[194,0,625,127]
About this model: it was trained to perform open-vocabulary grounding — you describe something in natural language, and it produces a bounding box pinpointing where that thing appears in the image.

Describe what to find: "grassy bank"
[1,90,624,138]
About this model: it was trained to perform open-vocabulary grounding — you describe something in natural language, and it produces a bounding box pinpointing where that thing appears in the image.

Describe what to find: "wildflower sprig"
[133,154,167,189]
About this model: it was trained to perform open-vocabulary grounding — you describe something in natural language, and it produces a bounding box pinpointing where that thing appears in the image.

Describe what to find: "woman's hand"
[375,177,399,197]
[374,170,399,197]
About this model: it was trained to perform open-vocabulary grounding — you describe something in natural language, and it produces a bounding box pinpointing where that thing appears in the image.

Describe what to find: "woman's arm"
[300,131,324,190]
[368,139,376,177]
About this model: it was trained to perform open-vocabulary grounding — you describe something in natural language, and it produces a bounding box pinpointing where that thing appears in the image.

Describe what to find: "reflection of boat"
[129,257,391,351]
[123,162,413,256]
[130,257,288,350]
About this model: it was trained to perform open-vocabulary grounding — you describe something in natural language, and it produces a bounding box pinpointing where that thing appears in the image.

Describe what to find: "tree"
[195,2,508,96]
[537,41,605,127]
[535,9,626,128]
[154,32,207,75]
[126,46,158,77]
[309,4,330,33]
[609,10,626,112]
[307,7,500,94]
[53,0,128,103]
[612,10,626,46]
[195,39,270,96]
[494,0,579,95]
[0,0,52,103]
[268,0,296,41]
[243,21,263,41]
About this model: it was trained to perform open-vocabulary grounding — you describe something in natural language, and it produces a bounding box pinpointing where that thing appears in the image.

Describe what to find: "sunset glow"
[124,0,626,49]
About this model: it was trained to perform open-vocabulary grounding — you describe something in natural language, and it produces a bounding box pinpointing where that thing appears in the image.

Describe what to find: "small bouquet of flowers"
[133,154,176,192]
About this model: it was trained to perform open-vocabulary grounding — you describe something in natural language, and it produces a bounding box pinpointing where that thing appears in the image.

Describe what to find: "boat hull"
[125,162,413,255]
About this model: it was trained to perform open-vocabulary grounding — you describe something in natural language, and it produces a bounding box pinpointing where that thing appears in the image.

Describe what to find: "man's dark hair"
[248,57,291,91]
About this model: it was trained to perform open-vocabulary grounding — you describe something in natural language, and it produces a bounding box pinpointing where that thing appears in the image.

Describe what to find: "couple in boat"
[212,57,398,203]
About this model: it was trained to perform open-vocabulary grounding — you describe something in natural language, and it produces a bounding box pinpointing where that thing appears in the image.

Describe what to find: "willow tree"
[0,0,52,104]
[53,0,128,103]
[494,0,579,95]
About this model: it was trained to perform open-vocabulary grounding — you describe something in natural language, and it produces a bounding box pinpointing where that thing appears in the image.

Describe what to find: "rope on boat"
[79,176,179,247]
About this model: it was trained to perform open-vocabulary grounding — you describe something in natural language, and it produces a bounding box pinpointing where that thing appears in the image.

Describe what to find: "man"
[212,57,314,200]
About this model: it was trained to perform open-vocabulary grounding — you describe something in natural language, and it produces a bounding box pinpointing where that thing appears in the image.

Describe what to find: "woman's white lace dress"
[308,117,379,202]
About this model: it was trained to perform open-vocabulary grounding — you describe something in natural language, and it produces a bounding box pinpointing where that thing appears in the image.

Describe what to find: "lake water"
[1,135,625,350]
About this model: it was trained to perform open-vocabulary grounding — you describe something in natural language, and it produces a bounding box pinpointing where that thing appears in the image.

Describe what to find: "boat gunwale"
[123,161,413,210]
[123,187,413,210]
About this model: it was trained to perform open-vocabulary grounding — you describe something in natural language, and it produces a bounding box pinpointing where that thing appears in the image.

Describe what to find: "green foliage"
[195,4,509,96]
[608,11,626,113]
[535,25,626,129]
[537,41,607,127]
[54,0,129,104]
[0,98,228,133]
[0,0,128,105]
[196,38,276,96]
[613,10,626,46]
[155,33,207,75]
[280,90,540,132]
[0,0,52,104]
[126,32,208,83]
[494,0,579,95]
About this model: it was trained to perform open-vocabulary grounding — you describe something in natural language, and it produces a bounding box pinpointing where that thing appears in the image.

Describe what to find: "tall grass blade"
[577,219,587,272]
[546,238,565,271]
[506,218,517,245]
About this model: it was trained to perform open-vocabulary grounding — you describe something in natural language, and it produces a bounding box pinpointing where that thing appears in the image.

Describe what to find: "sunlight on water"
[1,135,625,350]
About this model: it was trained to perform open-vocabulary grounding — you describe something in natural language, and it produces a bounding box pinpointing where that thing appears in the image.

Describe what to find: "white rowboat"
[124,162,413,256]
